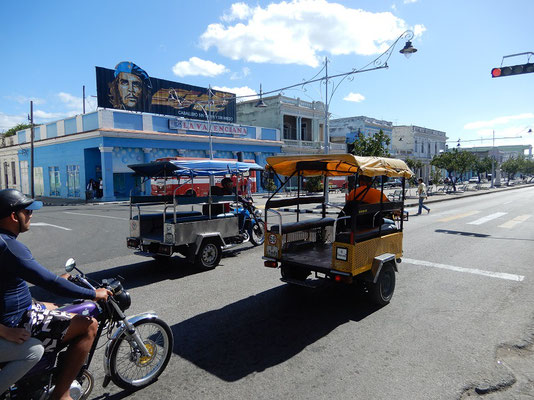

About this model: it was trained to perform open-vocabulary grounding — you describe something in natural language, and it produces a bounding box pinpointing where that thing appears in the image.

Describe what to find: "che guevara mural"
[96,61,236,123]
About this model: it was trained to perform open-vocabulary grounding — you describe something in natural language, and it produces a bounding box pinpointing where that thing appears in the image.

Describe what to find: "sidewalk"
[36,182,533,208]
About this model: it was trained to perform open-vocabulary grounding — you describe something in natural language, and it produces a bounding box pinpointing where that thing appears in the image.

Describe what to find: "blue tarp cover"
[128,159,263,177]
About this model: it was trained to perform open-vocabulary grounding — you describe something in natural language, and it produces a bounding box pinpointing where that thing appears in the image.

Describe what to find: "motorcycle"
[234,200,265,246]
[1,258,173,400]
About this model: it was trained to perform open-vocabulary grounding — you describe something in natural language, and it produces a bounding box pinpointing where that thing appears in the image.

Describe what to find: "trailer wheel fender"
[371,253,397,284]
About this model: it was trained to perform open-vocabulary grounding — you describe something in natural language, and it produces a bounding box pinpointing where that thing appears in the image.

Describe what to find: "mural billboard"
[96,61,236,123]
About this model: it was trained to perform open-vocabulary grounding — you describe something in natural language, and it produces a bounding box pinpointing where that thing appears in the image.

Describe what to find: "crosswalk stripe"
[468,212,507,225]
[403,258,524,282]
[498,214,532,229]
[437,210,480,222]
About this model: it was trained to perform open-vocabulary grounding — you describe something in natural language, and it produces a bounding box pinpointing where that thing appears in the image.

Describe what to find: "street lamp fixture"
[255,84,267,108]
[399,41,417,58]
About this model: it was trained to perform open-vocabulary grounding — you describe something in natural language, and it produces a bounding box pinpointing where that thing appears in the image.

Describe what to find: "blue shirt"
[0,228,96,327]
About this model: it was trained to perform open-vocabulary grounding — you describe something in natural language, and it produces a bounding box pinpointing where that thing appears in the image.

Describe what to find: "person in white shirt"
[416,178,430,215]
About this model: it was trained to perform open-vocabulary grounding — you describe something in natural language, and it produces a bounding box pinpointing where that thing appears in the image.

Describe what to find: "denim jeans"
[418,197,430,214]
[0,337,44,392]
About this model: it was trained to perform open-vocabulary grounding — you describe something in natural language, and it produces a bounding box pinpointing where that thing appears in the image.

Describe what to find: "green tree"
[404,157,423,186]
[3,123,32,137]
[305,176,324,192]
[349,129,391,157]
[431,150,458,179]
[455,150,477,181]
[473,157,492,182]
[501,156,522,183]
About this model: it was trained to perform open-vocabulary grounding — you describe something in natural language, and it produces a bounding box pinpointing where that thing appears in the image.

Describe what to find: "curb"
[404,183,534,208]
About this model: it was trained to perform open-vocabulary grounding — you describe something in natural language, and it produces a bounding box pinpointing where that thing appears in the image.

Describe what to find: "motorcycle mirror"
[65,258,76,273]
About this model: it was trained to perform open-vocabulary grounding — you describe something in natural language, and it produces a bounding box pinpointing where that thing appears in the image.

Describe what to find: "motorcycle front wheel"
[249,219,265,246]
[109,318,173,390]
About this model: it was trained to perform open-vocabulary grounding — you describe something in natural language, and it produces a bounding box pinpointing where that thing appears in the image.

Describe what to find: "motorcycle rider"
[0,189,111,400]
[0,323,44,393]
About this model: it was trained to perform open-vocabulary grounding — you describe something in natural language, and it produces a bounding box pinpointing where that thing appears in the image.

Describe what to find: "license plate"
[266,245,278,258]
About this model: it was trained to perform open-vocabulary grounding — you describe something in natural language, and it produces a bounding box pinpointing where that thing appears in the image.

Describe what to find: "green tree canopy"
[3,123,32,137]
[348,129,391,157]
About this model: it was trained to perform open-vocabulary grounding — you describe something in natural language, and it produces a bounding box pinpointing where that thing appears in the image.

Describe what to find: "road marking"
[468,212,507,225]
[63,212,128,221]
[32,222,72,231]
[403,258,524,282]
[499,214,532,229]
[437,210,480,222]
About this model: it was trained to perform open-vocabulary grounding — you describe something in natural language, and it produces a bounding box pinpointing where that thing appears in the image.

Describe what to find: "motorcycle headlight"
[254,209,263,218]
[115,289,131,312]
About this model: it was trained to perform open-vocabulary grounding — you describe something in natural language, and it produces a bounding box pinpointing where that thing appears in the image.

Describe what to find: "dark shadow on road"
[29,257,203,302]
[435,229,534,242]
[91,390,134,400]
[171,284,382,382]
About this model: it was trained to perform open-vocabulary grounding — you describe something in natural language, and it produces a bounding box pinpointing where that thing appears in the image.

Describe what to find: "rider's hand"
[60,273,71,280]
[0,326,30,344]
[94,288,112,302]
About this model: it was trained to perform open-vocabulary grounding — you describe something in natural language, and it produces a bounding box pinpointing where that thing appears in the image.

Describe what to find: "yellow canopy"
[265,154,414,178]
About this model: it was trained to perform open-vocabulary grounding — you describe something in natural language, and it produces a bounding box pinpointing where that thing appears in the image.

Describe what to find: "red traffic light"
[491,63,534,78]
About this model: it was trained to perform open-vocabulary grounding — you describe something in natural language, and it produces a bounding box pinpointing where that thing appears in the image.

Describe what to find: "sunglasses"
[16,209,33,216]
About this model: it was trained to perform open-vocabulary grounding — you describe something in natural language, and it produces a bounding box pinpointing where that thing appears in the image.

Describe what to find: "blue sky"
[1,0,533,150]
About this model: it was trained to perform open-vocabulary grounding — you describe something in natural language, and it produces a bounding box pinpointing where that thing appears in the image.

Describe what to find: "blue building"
[6,109,281,200]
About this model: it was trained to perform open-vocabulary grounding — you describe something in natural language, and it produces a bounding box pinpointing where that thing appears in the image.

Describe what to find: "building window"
[11,161,16,185]
[414,140,418,153]
[66,165,80,197]
[2,162,7,188]
[421,141,424,153]
[49,166,61,196]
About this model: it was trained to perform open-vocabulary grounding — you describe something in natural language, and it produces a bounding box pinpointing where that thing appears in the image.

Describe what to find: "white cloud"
[200,0,425,67]
[221,2,253,22]
[230,66,251,80]
[5,95,46,105]
[403,0,418,4]
[212,86,257,102]
[0,112,28,131]
[464,113,534,130]
[172,57,229,77]
[343,92,365,103]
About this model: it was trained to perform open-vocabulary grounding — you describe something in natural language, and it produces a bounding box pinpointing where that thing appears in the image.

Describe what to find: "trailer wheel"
[195,239,222,270]
[369,263,396,306]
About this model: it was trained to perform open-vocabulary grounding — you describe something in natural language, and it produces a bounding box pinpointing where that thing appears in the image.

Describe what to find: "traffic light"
[491,63,534,78]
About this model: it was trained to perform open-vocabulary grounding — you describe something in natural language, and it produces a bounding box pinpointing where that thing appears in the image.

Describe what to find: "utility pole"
[83,85,86,114]
[30,101,35,197]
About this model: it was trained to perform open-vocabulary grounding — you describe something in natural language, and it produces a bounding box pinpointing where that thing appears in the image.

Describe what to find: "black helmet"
[0,189,43,219]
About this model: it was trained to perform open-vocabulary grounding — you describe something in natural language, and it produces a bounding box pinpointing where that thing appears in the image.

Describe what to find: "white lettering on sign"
[170,119,247,135]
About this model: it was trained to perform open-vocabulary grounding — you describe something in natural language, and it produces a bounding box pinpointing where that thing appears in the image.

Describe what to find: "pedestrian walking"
[98,178,103,198]
[416,178,430,215]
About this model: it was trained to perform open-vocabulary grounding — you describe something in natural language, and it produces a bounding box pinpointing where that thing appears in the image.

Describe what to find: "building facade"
[329,116,393,153]
[392,125,448,181]
[237,95,346,154]
[0,109,282,199]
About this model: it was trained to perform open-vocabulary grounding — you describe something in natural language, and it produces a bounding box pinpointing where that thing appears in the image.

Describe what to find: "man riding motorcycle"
[0,189,111,400]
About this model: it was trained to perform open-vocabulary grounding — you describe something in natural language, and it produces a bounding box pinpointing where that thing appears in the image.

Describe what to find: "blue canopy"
[128,159,263,177]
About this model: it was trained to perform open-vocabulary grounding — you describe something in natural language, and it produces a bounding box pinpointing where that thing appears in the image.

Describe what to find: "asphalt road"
[17,185,534,399]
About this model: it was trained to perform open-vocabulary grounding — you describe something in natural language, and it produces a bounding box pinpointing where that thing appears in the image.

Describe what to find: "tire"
[77,370,94,400]
[109,318,173,391]
[369,263,396,306]
[249,219,265,246]
[281,264,310,281]
[195,239,222,270]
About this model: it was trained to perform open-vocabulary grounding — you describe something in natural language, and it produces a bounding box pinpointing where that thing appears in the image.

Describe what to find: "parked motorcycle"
[0,259,173,400]
[235,200,265,246]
